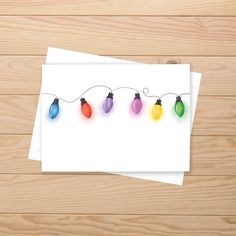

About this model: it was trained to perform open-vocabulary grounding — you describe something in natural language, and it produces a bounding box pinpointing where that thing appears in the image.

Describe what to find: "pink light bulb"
[132,93,142,114]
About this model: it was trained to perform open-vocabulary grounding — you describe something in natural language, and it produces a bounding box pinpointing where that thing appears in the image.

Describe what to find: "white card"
[29,47,201,184]
[41,64,190,172]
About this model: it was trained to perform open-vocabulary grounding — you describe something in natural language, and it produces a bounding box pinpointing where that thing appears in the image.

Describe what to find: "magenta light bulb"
[132,93,142,114]
[103,92,114,113]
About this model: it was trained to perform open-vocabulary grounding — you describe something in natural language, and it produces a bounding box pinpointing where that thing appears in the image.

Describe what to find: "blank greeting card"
[28,47,201,184]
[41,64,190,172]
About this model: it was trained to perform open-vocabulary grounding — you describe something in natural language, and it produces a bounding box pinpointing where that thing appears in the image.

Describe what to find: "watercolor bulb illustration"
[132,93,143,114]
[103,92,114,113]
[174,96,185,117]
[80,98,92,118]
[49,98,59,119]
[152,99,163,121]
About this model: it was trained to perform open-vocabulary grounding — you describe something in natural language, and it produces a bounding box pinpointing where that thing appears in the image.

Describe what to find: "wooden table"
[0,1,236,235]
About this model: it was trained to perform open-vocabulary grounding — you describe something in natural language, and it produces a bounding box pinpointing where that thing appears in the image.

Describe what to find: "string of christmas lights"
[43,85,189,121]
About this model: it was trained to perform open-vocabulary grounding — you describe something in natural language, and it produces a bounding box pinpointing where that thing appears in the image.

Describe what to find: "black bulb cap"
[80,98,87,105]
[176,96,182,103]
[155,99,162,106]
[107,92,113,99]
[134,93,141,99]
[53,98,59,104]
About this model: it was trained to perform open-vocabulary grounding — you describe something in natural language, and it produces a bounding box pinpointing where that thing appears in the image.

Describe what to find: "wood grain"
[0,175,235,214]
[0,17,236,55]
[1,0,236,16]
[0,135,39,174]
[1,56,236,96]
[1,135,236,175]
[0,95,235,135]
[0,215,235,236]
[0,0,235,233]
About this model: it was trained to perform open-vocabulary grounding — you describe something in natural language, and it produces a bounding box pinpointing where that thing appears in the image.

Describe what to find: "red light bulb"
[80,98,92,118]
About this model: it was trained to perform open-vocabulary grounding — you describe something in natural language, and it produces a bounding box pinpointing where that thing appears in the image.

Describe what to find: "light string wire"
[42,85,190,103]
[112,86,138,93]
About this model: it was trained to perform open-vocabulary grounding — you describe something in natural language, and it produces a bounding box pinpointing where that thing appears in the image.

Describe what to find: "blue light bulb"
[49,98,59,119]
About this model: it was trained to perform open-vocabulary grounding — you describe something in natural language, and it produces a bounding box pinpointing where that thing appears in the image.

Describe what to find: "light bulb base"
[176,96,182,103]
[107,92,113,99]
[134,93,141,99]
[80,98,87,105]
[53,98,59,104]
[155,99,162,106]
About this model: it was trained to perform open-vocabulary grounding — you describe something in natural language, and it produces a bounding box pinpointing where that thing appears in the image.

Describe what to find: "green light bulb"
[175,96,185,117]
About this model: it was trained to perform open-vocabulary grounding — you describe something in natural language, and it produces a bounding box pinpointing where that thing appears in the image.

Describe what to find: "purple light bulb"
[103,92,114,113]
[132,93,142,114]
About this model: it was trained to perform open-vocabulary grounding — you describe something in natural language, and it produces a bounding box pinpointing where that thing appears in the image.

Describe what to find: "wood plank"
[1,135,236,175]
[0,214,235,236]
[1,56,236,96]
[0,56,44,95]
[193,96,236,136]
[0,95,235,135]
[0,95,38,134]
[1,0,236,16]
[0,175,235,214]
[0,17,236,55]
[189,136,236,175]
[0,135,39,174]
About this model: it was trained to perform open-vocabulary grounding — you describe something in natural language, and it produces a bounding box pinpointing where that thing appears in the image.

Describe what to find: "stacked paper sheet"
[29,47,201,185]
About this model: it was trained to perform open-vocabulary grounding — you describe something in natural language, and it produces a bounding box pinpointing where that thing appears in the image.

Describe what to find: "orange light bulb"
[80,98,92,118]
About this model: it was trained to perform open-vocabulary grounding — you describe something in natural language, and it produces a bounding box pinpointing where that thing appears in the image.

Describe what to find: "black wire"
[81,85,112,97]
[112,86,138,93]
[141,87,160,99]
[42,85,190,103]
[41,92,81,103]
